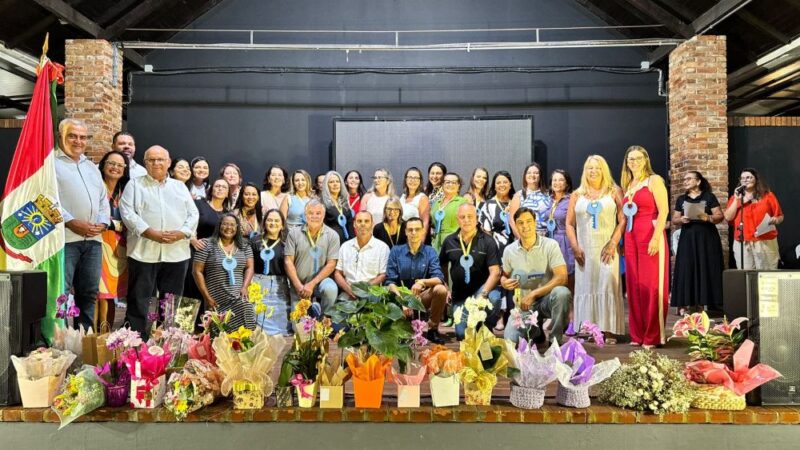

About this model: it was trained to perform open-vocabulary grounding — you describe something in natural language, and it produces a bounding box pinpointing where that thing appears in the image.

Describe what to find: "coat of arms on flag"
[2,194,63,250]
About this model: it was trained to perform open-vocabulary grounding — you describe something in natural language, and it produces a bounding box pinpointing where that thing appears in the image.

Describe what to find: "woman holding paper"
[724,168,783,269]
[671,171,724,313]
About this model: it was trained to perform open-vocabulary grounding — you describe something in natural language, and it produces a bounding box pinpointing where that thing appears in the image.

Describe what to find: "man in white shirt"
[112,131,146,179]
[334,211,389,302]
[55,119,111,331]
[120,145,199,337]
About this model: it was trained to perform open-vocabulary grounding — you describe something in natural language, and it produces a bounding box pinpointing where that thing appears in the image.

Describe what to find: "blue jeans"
[504,286,572,345]
[453,288,502,341]
[290,277,337,316]
[63,241,102,331]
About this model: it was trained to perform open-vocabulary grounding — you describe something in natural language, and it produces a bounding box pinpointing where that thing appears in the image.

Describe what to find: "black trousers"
[124,257,190,339]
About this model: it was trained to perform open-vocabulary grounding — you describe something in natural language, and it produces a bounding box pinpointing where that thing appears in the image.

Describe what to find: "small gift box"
[691,383,746,410]
[556,384,590,408]
[346,352,390,409]
[319,385,343,409]
[510,382,545,409]
[18,374,65,408]
[464,380,494,406]
[131,375,166,408]
[430,374,460,407]
[233,380,264,410]
[397,384,420,408]
[295,380,318,408]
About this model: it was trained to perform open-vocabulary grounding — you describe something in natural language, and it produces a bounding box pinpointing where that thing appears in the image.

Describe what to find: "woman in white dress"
[566,155,626,342]
[399,167,430,234]
[360,167,396,224]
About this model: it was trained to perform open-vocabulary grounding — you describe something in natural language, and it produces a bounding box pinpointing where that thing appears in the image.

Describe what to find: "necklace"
[384,222,401,246]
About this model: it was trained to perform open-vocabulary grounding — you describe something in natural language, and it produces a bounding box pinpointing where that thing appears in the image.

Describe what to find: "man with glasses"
[334,211,390,303]
[112,131,146,178]
[385,217,448,343]
[120,145,199,338]
[56,119,111,331]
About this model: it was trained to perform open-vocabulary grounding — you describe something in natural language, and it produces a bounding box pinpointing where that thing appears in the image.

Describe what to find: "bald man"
[120,145,199,338]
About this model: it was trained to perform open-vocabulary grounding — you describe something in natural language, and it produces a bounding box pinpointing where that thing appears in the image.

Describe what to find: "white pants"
[733,238,780,270]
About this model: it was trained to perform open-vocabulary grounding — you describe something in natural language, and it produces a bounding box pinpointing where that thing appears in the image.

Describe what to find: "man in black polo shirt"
[440,203,502,340]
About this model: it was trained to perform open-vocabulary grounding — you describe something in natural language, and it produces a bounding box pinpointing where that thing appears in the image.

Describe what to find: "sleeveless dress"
[547,195,575,274]
[573,195,624,334]
[364,194,390,225]
[400,192,424,221]
[623,182,669,346]
[285,195,310,229]
[519,189,552,234]
[98,194,127,299]
[671,191,723,308]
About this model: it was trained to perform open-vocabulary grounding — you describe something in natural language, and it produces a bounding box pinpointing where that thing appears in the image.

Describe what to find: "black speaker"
[0,270,48,406]
[725,270,800,406]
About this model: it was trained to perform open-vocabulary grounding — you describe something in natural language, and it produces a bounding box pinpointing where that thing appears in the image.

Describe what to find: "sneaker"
[425,329,446,344]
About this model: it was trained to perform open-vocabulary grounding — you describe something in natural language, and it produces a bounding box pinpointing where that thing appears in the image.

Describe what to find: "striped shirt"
[194,238,255,329]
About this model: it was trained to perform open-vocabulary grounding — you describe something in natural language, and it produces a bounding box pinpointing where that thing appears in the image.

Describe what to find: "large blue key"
[260,248,274,275]
[546,218,557,237]
[434,209,445,234]
[586,200,602,230]
[337,213,349,239]
[460,254,474,284]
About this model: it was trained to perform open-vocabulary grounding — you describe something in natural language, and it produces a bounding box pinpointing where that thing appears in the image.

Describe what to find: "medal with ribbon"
[459,233,475,284]
[307,228,322,273]
[546,199,558,237]
[334,203,350,239]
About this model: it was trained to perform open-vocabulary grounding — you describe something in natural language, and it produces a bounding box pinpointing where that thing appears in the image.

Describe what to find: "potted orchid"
[387,319,429,408]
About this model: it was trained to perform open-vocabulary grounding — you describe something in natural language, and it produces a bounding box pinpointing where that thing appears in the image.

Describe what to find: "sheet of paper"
[755,214,776,237]
[683,201,707,220]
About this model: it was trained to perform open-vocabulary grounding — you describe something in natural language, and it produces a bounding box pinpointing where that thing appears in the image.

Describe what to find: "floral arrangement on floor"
[388,319,428,386]
[670,312,781,410]
[507,338,559,409]
[279,315,331,406]
[420,345,464,407]
[119,343,173,408]
[453,295,493,329]
[149,326,194,371]
[598,349,694,413]
[201,310,233,339]
[212,325,285,408]
[458,317,514,405]
[12,347,76,408]
[554,339,620,408]
[164,359,223,420]
[94,360,131,407]
[52,366,105,429]
[52,324,87,369]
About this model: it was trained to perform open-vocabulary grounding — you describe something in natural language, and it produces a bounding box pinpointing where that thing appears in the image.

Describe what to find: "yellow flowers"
[247,283,267,304]
[229,326,252,341]
[290,298,312,322]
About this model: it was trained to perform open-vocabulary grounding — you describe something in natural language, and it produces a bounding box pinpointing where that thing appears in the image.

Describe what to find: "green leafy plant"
[329,282,425,371]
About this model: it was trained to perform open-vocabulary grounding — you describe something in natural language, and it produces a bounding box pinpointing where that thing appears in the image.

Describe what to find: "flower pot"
[295,380,318,408]
[319,385,344,409]
[275,386,293,407]
[18,374,64,408]
[691,384,746,411]
[105,383,130,407]
[353,376,384,408]
[430,374,460,407]
[130,375,167,408]
[464,381,494,406]
[397,384,420,408]
[509,382,545,409]
[556,384,590,408]
[233,380,264,409]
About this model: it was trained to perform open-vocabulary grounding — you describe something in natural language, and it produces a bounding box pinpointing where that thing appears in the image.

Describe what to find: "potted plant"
[280,315,330,408]
[330,282,426,408]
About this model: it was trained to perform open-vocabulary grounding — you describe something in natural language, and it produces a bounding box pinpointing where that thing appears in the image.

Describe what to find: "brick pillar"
[64,39,123,162]
[668,35,729,265]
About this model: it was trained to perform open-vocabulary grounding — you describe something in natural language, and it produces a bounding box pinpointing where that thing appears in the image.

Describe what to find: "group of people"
[56,118,784,349]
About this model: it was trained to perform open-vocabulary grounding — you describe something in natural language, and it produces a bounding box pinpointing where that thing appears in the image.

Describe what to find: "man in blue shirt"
[385,217,447,344]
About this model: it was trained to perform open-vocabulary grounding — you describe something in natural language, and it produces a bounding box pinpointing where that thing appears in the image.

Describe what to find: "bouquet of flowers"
[508,338,559,409]
[105,327,143,352]
[52,366,105,429]
[148,326,194,371]
[420,345,464,407]
[671,312,746,365]
[453,296,493,330]
[212,326,285,409]
[119,343,173,408]
[553,339,620,408]
[671,312,781,409]
[457,323,514,405]
[599,350,694,413]
[11,348,76,408]
[188,333,217,365]
[164,359,223,420]
[290,298,316,342]
[201,310,233,339]
[387,319,428,408]
[55,293,80,322]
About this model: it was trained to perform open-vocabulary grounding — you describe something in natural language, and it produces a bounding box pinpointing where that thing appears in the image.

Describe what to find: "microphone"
[735,184,745,196]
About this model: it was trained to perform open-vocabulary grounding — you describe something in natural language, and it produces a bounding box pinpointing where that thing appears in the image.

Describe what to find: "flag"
[0,57,66,344]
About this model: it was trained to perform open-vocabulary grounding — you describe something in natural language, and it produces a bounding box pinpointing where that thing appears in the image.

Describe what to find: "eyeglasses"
[67,134,88,141]
[105,162,127,169]
[443,180,459,185]
[386,208,401,213]
[145,158,168,164]
[627,156,646,162]
[372,176,388,180]
[406,176,421,180]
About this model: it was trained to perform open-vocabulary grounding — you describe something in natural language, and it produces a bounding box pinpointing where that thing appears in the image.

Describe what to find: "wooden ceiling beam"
[736,10,791,44]
[31,0,144,67]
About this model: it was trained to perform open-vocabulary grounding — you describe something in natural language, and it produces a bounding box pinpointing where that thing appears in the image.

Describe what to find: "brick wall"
[64,39,123,163]
[668,35,729,264]
[728,116,800,126]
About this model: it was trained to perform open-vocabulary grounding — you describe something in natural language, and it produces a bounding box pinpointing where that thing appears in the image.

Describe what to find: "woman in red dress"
[620,145,670,349]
